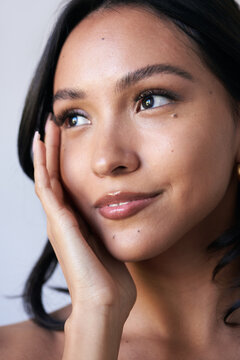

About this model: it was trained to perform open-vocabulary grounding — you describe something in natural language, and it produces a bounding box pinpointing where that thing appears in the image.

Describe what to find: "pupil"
[143,96,154,109]
[70,117,77,126]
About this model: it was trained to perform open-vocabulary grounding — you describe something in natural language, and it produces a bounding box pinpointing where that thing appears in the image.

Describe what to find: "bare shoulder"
[0,310,67,360]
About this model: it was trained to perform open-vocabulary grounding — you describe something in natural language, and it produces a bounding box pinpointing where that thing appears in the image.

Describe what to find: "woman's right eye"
[54,110,91,128]
[64,114,91,128]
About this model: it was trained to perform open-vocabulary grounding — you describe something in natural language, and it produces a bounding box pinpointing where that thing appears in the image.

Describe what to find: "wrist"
[65,304,125,333]
[63,306,124,360]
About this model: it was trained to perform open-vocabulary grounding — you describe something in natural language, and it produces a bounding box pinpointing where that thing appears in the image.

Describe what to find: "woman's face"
[53,6,240,261]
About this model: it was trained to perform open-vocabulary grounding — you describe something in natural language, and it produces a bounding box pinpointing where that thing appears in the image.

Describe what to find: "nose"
[91,125,140,178]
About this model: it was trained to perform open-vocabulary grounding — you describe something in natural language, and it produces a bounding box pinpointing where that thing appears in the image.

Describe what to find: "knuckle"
[34,182,47,200]
[34,182,44,196]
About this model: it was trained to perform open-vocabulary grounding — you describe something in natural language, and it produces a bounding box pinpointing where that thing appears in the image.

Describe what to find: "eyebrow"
[53,63,194,104]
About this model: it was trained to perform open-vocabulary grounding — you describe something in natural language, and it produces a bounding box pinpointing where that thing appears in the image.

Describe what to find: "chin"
[97,226,177,263]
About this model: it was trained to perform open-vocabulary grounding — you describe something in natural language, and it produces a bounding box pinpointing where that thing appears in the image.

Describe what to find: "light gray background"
[0,0,69,326]
[1,0,240,326]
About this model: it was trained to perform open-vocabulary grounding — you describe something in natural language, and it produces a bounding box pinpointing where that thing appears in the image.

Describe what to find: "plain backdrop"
[1,0,240,326]
[0,0,70,326]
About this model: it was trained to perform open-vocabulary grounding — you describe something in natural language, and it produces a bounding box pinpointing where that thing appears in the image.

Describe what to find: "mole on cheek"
[112,234,115,239]
[171,113,178,118]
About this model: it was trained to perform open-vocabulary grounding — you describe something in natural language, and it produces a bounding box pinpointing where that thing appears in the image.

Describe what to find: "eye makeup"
[53,87,182,128]
[53,109,89,127]
[134,88,181,112]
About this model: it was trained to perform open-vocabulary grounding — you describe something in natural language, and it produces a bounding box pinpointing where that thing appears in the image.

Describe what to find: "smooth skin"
[1,5,240,360]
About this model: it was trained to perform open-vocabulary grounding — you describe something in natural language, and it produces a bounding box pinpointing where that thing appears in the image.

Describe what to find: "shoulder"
[0,316,65,360]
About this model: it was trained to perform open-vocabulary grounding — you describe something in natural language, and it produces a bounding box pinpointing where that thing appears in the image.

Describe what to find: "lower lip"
[97,194,161,220]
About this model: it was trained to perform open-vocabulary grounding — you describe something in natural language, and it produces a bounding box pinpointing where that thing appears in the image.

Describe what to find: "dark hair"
[18,0,240,331]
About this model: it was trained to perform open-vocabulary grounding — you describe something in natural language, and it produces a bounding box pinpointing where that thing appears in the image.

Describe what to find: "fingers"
[33,131,51,192]
[44,115,64,200]
[33,127,85,243]
[33,129,61,217]
[44,114,61,181]
[33,129,82,254]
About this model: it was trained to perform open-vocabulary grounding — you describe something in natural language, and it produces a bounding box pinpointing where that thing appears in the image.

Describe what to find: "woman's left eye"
[139,94,171,111]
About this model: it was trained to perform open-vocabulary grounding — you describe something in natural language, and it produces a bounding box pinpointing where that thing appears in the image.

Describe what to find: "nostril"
[112,165,127,174]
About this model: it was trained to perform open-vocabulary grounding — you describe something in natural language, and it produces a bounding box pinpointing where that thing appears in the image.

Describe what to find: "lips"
[94,191,162,220]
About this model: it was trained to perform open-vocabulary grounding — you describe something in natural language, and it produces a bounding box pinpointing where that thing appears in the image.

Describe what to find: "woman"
[1,0,240,358]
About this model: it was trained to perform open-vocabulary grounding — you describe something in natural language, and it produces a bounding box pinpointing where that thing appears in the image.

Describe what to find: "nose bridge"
[91,116,140,177]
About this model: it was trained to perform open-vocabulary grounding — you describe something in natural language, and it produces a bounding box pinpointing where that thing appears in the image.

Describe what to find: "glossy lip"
[94,190,163,220]
[94,190,161,208]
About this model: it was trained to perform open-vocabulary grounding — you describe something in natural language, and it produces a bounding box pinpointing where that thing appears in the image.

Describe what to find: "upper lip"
[94,191,162,208]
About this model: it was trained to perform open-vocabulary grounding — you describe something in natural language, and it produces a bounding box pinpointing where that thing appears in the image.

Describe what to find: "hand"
[33,116,136,324]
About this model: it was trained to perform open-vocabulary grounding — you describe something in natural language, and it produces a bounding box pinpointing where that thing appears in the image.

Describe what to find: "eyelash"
[54,88,179,128]
[134,88,179,110]
[53,109,88,128]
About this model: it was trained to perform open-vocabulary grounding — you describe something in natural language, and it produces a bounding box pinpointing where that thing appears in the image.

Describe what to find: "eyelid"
[53,87,181,126]
[53,108,89,127]
[134,88,181,112]
[134,88,180,103]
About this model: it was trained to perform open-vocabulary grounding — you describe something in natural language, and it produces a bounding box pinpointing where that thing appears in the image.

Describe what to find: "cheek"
[151,112,235,221]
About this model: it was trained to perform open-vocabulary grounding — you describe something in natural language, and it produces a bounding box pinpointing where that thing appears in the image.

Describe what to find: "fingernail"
[32,131,40,154]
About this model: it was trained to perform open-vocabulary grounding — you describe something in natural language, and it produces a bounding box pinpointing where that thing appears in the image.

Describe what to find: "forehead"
[54,6,205,91]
